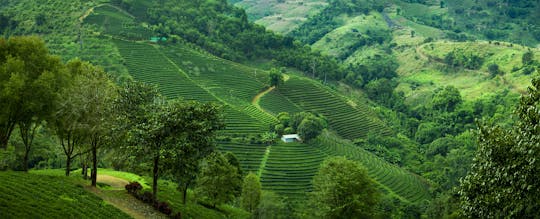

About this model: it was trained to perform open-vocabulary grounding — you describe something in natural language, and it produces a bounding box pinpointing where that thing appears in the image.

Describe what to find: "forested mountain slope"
[0,0,431,212]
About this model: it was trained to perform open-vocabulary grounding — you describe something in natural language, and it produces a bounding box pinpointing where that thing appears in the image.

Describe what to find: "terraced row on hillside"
[161,44,269,104]
[113,39,268,135]
[260,142,325,199]
[217,142,268,174]
[85,4,153,41]
[258,134,430,203]
[313,135,430,203]
[0,171,129,218]
[264,76,392,139]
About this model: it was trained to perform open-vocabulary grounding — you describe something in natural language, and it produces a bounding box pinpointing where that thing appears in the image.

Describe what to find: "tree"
[459,77,540,218]
[522,50,534,66]
[74,62,116,186]
[261,132,278,145]
[0,36,65,171]
[196,152,242,208]
[268,68,284,87]
[166,100,224,205]
[50,60,96,176]
[255,191,289,219]
[224,152,243,197]
[488,63,502,77]
[241,172,262,213]
[296,113,327,142]
[431,86,462,112]
[118,81,224,204]
[309,157,380,218]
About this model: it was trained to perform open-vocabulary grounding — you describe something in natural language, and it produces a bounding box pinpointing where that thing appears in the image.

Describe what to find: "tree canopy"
[309,156,380,218]
[459,77,540,218]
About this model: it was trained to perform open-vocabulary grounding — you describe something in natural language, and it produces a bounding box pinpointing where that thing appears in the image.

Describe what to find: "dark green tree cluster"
[444,48,484,70]
[0,36,119,188]
[308,156,380,218]
[116,81,225,204]
[459,77,540,218]
[290,0,385,44]
[268,68,284,87]
[0,36,65,172]
[272,112,327,141]
[111,0,344,82]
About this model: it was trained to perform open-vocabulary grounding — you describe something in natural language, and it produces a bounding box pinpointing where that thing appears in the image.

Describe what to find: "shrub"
[139,191,154,204]
[155,201,172,215]
[125,182,143,195]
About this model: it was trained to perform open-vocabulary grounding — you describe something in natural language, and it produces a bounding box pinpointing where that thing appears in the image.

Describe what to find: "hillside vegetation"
[3,0,538,217]
[0,171,130,218]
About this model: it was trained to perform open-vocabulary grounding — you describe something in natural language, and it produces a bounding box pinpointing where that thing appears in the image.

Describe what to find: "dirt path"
[87,174,166,219]
[96,175,129,189]
[252,86,275,109]
[251,74,290,109]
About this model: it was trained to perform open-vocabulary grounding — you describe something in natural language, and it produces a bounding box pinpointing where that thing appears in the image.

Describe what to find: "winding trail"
[252,86,275,109]
[251,74,290,110]
[88,174,166,219]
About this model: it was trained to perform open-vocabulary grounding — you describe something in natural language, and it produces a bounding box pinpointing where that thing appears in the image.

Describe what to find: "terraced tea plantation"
[161,45,269,104]
[313,135,430,203]
[218,142,268,174]
[114,39,270,135]
[258,89,303,116]
[0,171,129,218]
[85,5,153,41]
[260,142,326,199]
[257,135,430,203]
[82,3,430,205]
[267,76,392,139]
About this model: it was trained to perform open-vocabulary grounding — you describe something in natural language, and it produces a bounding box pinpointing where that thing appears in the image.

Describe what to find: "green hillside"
[0,171,130,218]
[231,0,328,34]
[268,76,392,139]
[79,2,430,205]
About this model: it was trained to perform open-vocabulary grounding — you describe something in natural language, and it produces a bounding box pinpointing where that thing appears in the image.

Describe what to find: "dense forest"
[1,0,540,218]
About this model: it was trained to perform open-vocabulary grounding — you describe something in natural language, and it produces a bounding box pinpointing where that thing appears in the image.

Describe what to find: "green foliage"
[431,86,463,112]
[444,48,484,70]
[0,36,65,172]
[241,172,261,213]
[268,68,284,87]
[459,77,540,218]
[487,63,502,77]
[0,171,129,218]
[290,0,385,44]
[274,77,392,139]
[112,0,344,82]
[117,80,225,202]
[196,152,242,208]
[50,59,113,176]
[0,37,63,151]
[522,50,535,66]
[309,156,380,218]
[254,191,289,219]
[297,114,327,142]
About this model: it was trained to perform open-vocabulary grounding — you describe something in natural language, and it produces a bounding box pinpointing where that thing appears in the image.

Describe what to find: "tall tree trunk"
[19,121,38,172]
[65,156,71,176]
[82,160,88,180]
[23,149,29,172]
[153,154,159,205]
[0,135,8,149]
[182,183,189,205]
[91,143,97,187]
[0,120,16,149]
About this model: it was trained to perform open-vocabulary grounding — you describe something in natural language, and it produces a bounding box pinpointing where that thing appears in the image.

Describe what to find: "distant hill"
[233,0,540,101]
